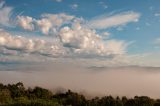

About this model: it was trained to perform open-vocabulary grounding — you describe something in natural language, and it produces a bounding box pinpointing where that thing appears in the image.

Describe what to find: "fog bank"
[0,62,160,98]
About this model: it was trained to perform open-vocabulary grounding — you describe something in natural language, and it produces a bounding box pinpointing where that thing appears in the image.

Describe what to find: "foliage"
[0,82,160,106]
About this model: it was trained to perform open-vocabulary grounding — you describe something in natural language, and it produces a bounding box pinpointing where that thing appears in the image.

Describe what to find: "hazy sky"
[0,0,160,98]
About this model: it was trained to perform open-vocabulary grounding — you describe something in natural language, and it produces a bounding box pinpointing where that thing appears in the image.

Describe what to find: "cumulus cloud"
[41,13,74,27]
[59,23,129,60]
[11,11,131,60]
[0,29,42,51]
[36,18,52,34]
[0,29,65,57]
[17,16,34,31]
[88,11,140,29]
[59,23,128,56]
[17,13,75,34]
[0,1,13,27]
[0,26,128,61]
[38,13,75,34]
[59,26,105,55]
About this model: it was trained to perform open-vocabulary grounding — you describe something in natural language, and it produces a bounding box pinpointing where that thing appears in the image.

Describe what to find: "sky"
[1,0,160,98]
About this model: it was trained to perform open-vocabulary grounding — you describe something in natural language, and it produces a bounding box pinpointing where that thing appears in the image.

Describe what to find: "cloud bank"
[1,63,160,98]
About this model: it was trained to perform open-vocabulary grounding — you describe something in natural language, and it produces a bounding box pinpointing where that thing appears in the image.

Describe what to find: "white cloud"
[59,25,106,55]
[36,19,52,35]
[70,4,78,9]
[15,12,129,59]
[0,1,13,27]
[88,11,140,29]
[17,16,34,31]
[41,13,74,27]
[0,30,43,51]
[38,13,74,34]
[59,24,127,56]
[105,40,128,55]
[17,13,75,34]
[0,29,65,57]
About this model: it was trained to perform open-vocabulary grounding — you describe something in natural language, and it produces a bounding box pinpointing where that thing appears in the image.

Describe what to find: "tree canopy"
[0,82,160,106]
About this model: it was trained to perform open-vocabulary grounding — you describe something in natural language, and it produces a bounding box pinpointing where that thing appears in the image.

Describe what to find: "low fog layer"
[0,62,160,98]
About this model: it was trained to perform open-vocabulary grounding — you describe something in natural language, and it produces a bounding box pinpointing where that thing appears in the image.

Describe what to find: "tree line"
[0,82,160,106]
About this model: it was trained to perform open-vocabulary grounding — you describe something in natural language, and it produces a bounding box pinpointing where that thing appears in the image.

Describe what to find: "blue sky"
[0,0,160,66]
